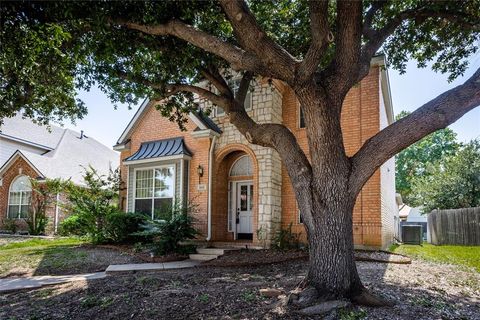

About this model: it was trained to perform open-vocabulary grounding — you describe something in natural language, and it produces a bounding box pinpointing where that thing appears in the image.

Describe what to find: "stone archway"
[211,144,259,243]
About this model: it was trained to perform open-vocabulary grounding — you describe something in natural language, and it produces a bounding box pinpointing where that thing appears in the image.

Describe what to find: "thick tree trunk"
[304,192,363,300]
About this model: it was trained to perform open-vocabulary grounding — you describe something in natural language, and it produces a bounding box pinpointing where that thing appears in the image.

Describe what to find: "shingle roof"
[0,115,119,186]
[124,137,192,162]
[191,110,222,134]
[0,113,65,150]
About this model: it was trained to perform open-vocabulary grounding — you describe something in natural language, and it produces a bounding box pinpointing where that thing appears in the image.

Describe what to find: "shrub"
[136,203,198,255]
[26,178,63,235]
[62,166,120,243]
[272,223,302,251]
[103,211,149,243]
[3,218,17,234]
[59,215,88,236]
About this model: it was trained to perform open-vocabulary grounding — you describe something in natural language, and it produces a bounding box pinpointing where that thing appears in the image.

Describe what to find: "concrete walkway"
[0,272,106,292]
[106,259,200,273]
[0,259,200,292]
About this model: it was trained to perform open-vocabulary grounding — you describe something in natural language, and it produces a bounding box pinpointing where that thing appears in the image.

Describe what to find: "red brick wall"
[281,66,383,248]
[0,157,40,231]
[118,104,211,236]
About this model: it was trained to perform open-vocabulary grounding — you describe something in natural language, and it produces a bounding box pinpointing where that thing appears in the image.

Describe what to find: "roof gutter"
[206,135,217,242]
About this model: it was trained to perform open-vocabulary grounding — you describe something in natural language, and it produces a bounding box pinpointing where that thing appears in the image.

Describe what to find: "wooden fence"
[428,207,480,245]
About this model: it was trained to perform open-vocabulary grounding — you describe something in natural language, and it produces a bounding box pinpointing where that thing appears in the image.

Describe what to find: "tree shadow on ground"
[1,259,478,319]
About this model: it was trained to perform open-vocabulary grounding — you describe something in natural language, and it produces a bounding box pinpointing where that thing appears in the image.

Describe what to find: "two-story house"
[115,55,399,249]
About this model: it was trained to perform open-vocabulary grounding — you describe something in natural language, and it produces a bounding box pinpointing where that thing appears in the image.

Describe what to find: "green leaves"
[395,111,460,205]
[411,139,480,212]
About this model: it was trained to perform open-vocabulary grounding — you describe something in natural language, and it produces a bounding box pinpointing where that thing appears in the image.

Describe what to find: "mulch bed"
[202,249,411,267]
[1,258,478,319]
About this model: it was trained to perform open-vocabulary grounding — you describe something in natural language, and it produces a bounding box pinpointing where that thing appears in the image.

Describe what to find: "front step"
[196,248,227,255]
[188,253,219,261]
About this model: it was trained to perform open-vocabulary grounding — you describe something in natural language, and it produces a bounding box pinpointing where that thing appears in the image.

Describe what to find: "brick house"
[115,55,399,249]
[0,114,118,233]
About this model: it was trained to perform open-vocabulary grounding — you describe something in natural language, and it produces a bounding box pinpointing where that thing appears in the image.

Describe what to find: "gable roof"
[0,113,65,151]
[0,116,119,185]
[115,98,221,147]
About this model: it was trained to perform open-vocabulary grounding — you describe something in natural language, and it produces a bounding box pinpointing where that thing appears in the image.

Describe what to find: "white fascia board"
[116,98,151,145]
[0,151,44,178]
[122,154,192,166]
[0,133,53,152]
[188,112,208,130]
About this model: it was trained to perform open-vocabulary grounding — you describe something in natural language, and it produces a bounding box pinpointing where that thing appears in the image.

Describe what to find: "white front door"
[236,181,253,239]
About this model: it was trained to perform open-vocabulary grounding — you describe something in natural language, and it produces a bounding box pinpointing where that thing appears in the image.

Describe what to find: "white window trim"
[132,164,176,219]
[215,78,253,117]
[7,175,32,219]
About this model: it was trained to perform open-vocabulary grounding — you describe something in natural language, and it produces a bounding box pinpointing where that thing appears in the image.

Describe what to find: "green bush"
[103,211,149,243]
[272,223,302,251]
[59,215,89,236]
[136,203,198,255]
[62,166,120,243]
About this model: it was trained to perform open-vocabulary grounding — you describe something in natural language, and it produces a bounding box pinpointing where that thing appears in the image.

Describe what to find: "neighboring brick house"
[0,114,118,233]
[115,55,399,249]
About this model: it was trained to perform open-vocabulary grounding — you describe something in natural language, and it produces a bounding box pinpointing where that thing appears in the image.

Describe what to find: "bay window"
[134,166,175,219]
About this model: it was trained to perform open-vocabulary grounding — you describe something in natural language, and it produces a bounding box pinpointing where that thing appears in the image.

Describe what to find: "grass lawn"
[0,237,139,278]
[391,243,480,272]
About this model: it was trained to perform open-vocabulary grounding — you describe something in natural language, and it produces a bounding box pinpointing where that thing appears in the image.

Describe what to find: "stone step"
[196,248,227,255]
[188,253,219,261]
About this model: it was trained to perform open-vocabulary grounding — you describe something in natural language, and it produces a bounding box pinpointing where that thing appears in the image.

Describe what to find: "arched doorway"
[212,145,258,242]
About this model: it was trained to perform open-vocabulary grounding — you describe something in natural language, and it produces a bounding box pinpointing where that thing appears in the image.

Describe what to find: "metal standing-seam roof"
[124,137,192,162]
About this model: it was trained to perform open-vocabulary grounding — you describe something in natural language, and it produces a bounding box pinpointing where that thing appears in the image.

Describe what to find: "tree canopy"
[411,139,480,212]
[395,111,460,205]
[1,1,479,126]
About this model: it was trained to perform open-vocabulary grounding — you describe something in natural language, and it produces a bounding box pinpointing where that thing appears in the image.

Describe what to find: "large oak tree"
[1,0,480,305]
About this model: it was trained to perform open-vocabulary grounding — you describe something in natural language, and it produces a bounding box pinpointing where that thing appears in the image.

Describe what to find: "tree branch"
[112,18,269,75]
[349,67,480,195]
[114,69,231,108]
[218,0,297,82]
[359,6,480,81]
[296,0,331,83]
[200,66,233,98]
[235,71,253,104]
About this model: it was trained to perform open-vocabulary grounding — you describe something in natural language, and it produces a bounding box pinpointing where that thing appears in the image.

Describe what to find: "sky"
[65,56,480,147]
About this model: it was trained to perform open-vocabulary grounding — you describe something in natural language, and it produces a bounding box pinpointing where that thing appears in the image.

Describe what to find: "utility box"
[402,225,423,245]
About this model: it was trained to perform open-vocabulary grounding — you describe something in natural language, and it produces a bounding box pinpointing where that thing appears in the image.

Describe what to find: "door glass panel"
[249,185,253,211]
[240,185,248,211]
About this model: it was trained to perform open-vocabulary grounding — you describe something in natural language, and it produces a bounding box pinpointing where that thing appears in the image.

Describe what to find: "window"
[216,79,252,116]
[134,166,175,219]
[8,175,32,219]
[299,105,306,128]
[230,155,253,177]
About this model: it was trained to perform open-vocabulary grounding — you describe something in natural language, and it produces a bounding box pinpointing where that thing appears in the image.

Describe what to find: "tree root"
[351,288,395,307]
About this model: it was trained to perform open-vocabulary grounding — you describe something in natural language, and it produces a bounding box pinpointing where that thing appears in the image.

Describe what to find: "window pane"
[10,176,32,192]
[249,185,253,211]
[240,185,248,211]
[21,191,31,205]
[9,192,21,205]
[299,106,305,128]
[8,205,19,219]
[20,205,29,218]
[135,170,153,198]
[153,198,173,220]
[154,167,174,198]
[135,199,152,216]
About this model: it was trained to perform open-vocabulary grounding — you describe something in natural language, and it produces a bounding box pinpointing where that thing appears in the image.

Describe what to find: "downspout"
[54,192,60,234]
[206,135,217,241]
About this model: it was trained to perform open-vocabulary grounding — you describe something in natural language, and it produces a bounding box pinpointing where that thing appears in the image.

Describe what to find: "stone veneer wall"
[210,81,283,245]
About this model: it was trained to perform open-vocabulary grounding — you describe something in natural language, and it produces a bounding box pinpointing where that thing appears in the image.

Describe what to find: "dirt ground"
[1,257,478,320]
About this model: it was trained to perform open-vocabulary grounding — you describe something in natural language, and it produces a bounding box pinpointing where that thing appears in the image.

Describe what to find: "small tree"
[27,178,63,235]
[63,166,120,243]
[412,139,480,212]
